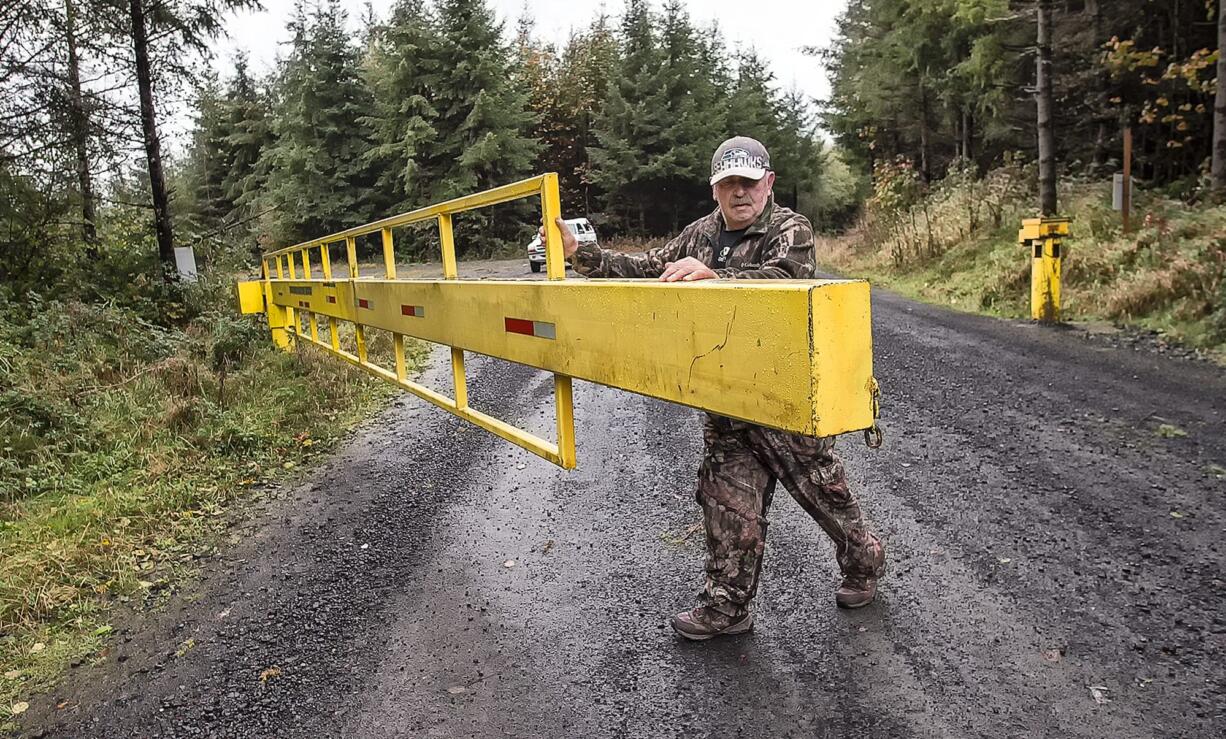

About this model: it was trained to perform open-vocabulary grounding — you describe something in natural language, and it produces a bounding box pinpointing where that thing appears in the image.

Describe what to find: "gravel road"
[20,260,1226,738]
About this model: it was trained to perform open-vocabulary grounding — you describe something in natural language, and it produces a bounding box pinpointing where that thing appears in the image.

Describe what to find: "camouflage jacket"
[568,197,816,280]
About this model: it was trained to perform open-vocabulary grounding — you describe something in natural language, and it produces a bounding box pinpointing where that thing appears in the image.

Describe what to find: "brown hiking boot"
[670,605,754,641]
[835,576,878,609]
[836,535,886,609]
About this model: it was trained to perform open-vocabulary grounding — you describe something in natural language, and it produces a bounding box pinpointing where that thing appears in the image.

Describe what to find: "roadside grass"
[0,285,425,724]
[818,177,1226,359]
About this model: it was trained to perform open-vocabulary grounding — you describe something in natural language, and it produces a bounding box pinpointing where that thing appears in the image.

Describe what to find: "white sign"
[174,246,198,281]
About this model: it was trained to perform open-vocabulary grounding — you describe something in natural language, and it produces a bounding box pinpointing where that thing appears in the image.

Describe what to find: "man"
[546,136,887,640]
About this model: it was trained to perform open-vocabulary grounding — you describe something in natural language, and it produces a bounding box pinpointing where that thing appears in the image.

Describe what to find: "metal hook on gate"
[863,376,883,449]
[864,424,884,449]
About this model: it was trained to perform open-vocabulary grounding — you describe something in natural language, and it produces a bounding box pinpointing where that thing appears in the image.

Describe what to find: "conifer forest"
[2,0,1224,288]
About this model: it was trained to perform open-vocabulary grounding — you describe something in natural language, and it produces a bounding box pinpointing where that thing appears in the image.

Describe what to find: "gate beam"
[241,276,875,454]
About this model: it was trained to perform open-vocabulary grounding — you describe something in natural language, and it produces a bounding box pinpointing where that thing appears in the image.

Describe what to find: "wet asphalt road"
[21,260,1226,738]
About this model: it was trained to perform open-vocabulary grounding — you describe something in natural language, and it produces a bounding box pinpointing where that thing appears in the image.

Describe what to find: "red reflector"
[358,298,371,309]
[326,296,336,304]
[504,318,534,336]
[504,318,556,339]
[401,305,424,317]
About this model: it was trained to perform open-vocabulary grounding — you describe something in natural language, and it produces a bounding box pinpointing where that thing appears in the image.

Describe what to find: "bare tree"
[128,0,176,280]
[65,0,98,251]
[1036,0,1057,215]
[1212,0,1225,197]
[118,0,261,281]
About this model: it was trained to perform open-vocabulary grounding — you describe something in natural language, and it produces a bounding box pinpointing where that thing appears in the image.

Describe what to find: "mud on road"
[20,260,1226,738]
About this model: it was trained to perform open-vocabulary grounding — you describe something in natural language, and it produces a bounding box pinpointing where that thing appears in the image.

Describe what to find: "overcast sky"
[208,0,844,111]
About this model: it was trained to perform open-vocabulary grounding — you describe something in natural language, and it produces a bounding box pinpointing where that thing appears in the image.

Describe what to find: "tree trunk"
[65,0,97,254]
[962,108,973,163]
[953,112,961,160]
[1212,0,1226,196]
[1036,0,1058,216]
[1093,122,1107,169]
[1089,0,1109,171]
[129,0,177,281]
[918,76,931,182]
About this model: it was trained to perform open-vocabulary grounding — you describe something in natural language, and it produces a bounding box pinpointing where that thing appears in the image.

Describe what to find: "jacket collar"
[710,195,775,238]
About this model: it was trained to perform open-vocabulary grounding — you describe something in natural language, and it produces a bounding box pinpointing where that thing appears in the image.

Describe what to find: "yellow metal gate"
[237,174,880,469]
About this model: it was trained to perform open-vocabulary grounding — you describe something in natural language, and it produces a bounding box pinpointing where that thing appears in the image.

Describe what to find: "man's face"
[712,172,775,229]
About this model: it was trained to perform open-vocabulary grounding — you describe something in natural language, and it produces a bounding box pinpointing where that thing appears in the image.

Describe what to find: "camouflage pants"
[696,416,885,613]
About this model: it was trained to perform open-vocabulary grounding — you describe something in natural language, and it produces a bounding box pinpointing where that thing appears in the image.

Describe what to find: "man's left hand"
[660,257,718,282]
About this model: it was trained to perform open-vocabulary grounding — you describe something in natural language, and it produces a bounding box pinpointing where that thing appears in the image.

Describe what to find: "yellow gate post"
[1018,217,1070,322]
[237,259,294,349]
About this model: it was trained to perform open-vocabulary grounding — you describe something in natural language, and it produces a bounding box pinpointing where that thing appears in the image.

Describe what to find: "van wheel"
[530,262,541,273]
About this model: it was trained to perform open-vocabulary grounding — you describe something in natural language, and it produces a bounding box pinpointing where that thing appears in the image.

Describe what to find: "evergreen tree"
[555,15,620,214]
[364,0,443,216]
[260,0,378,246]
[724,50,782,153]
[223,54,276,221]
[819,0,1221,190]
[366,0,537,255]
[187,73,235,228]
[818,0,1017,178]
[431,0,539,201]
[432,0,539,253]
[775,87,824,214]
[513,11,565,199]
[589,0,675,233]
[655,1,728,229]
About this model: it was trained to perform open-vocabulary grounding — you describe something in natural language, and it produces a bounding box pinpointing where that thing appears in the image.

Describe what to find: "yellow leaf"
[259,666,282,683]
[10,701,29,715]
[30,643,45,654]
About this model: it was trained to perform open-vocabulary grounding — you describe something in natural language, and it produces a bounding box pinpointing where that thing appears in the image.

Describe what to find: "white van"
[527,218,597,272]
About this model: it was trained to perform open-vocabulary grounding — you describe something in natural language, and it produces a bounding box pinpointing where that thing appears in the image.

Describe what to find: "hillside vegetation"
[819,161,1226,356]
[0,272,421,718]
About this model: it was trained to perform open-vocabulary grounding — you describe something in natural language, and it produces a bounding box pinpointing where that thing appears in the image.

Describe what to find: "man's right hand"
[538,217,579,258]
